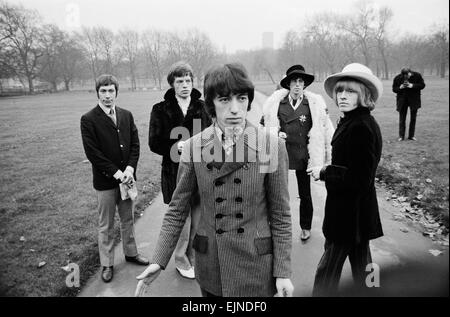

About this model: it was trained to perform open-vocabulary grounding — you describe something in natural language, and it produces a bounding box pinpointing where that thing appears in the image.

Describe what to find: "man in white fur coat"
[261,65,334,241]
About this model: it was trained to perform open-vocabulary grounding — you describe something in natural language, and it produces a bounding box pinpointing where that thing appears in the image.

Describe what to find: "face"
[214,93,249,130]
[289,77,304,99]
[173,75,193,99]
[336,87,359,113]
[98,84,116,107]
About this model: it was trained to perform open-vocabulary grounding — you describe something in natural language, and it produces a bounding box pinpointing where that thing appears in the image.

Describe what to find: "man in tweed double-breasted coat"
[136,63,293,297]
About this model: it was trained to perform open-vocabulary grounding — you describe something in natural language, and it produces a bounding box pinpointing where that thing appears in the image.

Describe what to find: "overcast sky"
[11,0,450,53]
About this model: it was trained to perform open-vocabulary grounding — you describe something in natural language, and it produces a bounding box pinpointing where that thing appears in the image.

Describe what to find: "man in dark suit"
[392,67,426,141]
[81,74,149,283]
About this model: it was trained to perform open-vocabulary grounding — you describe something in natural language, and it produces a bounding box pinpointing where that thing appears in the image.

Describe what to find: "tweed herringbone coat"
[152,122,292,297]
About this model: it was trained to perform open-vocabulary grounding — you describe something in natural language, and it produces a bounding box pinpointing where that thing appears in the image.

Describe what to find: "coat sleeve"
[80,115,119,178]
[265,138,292,278]
[324,111,335,166]
[127,111,140,170]
[412,73,425,91]
[148,103,172,156]
[323,123,376,194]
[151,140,198,269]
[392,75,402,94]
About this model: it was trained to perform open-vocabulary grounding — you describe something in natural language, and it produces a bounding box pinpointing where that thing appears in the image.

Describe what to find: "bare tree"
[0,1,44,92]
[59,33,85,90]
[278,30,301,72]
[40,24,64,91]
[339,0,377,67]
[304,12,343,74]
[182,29,217,86]
[142,29,167,89]
[80,27,101,81]
[118,29,139,90]
[430,23,449,78]
[374,6,393,79]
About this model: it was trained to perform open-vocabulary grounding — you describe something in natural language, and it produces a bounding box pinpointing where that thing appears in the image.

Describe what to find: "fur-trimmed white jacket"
[261,88,334,169]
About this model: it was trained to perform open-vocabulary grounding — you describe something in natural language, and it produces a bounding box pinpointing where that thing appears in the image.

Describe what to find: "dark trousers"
[312,240,372,297]
[399,106,418,139]
[295,169,313,230]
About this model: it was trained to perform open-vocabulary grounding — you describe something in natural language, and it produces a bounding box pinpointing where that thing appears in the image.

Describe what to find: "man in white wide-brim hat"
[307,63,384,296]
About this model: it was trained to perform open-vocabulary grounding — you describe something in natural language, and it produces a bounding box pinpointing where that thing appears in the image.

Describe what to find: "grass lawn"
[0,77,448,297]
[256,77,449,227]
[0,90,164,296]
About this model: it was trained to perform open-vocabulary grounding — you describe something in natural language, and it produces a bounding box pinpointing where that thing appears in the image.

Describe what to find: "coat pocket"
[192,234,208,254]
[254,237,273,255]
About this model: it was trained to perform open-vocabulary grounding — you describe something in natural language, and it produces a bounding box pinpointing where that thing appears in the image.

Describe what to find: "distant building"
[262,32,274,50]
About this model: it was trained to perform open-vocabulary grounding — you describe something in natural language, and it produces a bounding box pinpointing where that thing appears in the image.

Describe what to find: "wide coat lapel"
[94,104,117,129]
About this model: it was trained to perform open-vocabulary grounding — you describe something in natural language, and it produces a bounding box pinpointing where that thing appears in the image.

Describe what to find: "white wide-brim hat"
[324,63,383,102]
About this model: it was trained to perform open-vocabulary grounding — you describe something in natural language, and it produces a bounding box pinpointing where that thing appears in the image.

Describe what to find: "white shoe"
[176,267,195,279]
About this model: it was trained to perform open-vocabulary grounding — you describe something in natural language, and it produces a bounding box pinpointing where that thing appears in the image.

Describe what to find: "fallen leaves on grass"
[38,261,46,268]
[428,249,443,256]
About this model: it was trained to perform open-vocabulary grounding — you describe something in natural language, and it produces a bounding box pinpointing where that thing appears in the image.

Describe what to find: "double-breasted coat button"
[120,144,124,148]
[216,229,225,234]
[216,197,224,203]
[214,180,224,187]
[215,214,224,219]
[206,163,213,170]
[235,197,243,203]
[236,213,243,219]
[237,228,244,233]
[243,164,249,170]
[234,178,241,184]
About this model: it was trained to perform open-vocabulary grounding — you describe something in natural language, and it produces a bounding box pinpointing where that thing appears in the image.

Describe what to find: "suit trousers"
[312,240,372,296]
[174,201,200,270]
[96,188,138,267]
[295,169,313,230]
[399,106,418,139]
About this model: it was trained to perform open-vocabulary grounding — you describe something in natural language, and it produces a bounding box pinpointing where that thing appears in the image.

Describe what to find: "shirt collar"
[98,102,116,115]
[288,94,303,107]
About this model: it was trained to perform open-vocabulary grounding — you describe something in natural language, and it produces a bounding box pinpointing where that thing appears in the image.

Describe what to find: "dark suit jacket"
[320,107,383,243]
[392,71,425,111]
[148,88,211,203]
[81,105,140,190]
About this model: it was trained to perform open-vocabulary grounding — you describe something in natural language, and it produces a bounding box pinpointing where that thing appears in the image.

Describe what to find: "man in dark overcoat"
[392,67,426,141]
[148,62,211,279]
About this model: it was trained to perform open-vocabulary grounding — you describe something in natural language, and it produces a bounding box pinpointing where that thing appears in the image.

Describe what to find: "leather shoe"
[397,137,404,141]
[101,266,113,283]
[300,229,311,241]
[125,254,149,266]
[176,267,195,279]
[408,137,417,141]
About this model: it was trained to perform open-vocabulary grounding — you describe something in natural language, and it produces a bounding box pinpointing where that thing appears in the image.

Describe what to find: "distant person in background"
[148,62,211,279]
[80,74,149,283]
[308,63,384,296]
[261,65,334,241]
[392,67,425,141]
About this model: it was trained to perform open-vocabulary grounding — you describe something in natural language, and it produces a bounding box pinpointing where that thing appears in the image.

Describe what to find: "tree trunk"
[64,79,70,91]
[440,52,446,78]
[52,81,57,92]
[27,76,34,93]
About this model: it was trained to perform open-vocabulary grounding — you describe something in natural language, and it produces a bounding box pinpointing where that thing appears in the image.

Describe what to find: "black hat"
[280,65,315,89]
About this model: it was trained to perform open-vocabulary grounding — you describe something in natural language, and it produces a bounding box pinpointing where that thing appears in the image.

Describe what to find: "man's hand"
[135,263,162,297]
[278,132,287,139]
[275,278,294,297]
[307,166,323,181]
[121,167,134,185]
[177,140,185,153]
[407,83,413,88]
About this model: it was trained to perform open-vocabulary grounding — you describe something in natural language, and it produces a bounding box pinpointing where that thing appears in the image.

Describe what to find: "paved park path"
[79,92,448,297]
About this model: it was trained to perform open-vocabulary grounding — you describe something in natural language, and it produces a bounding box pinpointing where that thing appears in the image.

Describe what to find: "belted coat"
[152,122,292,296]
